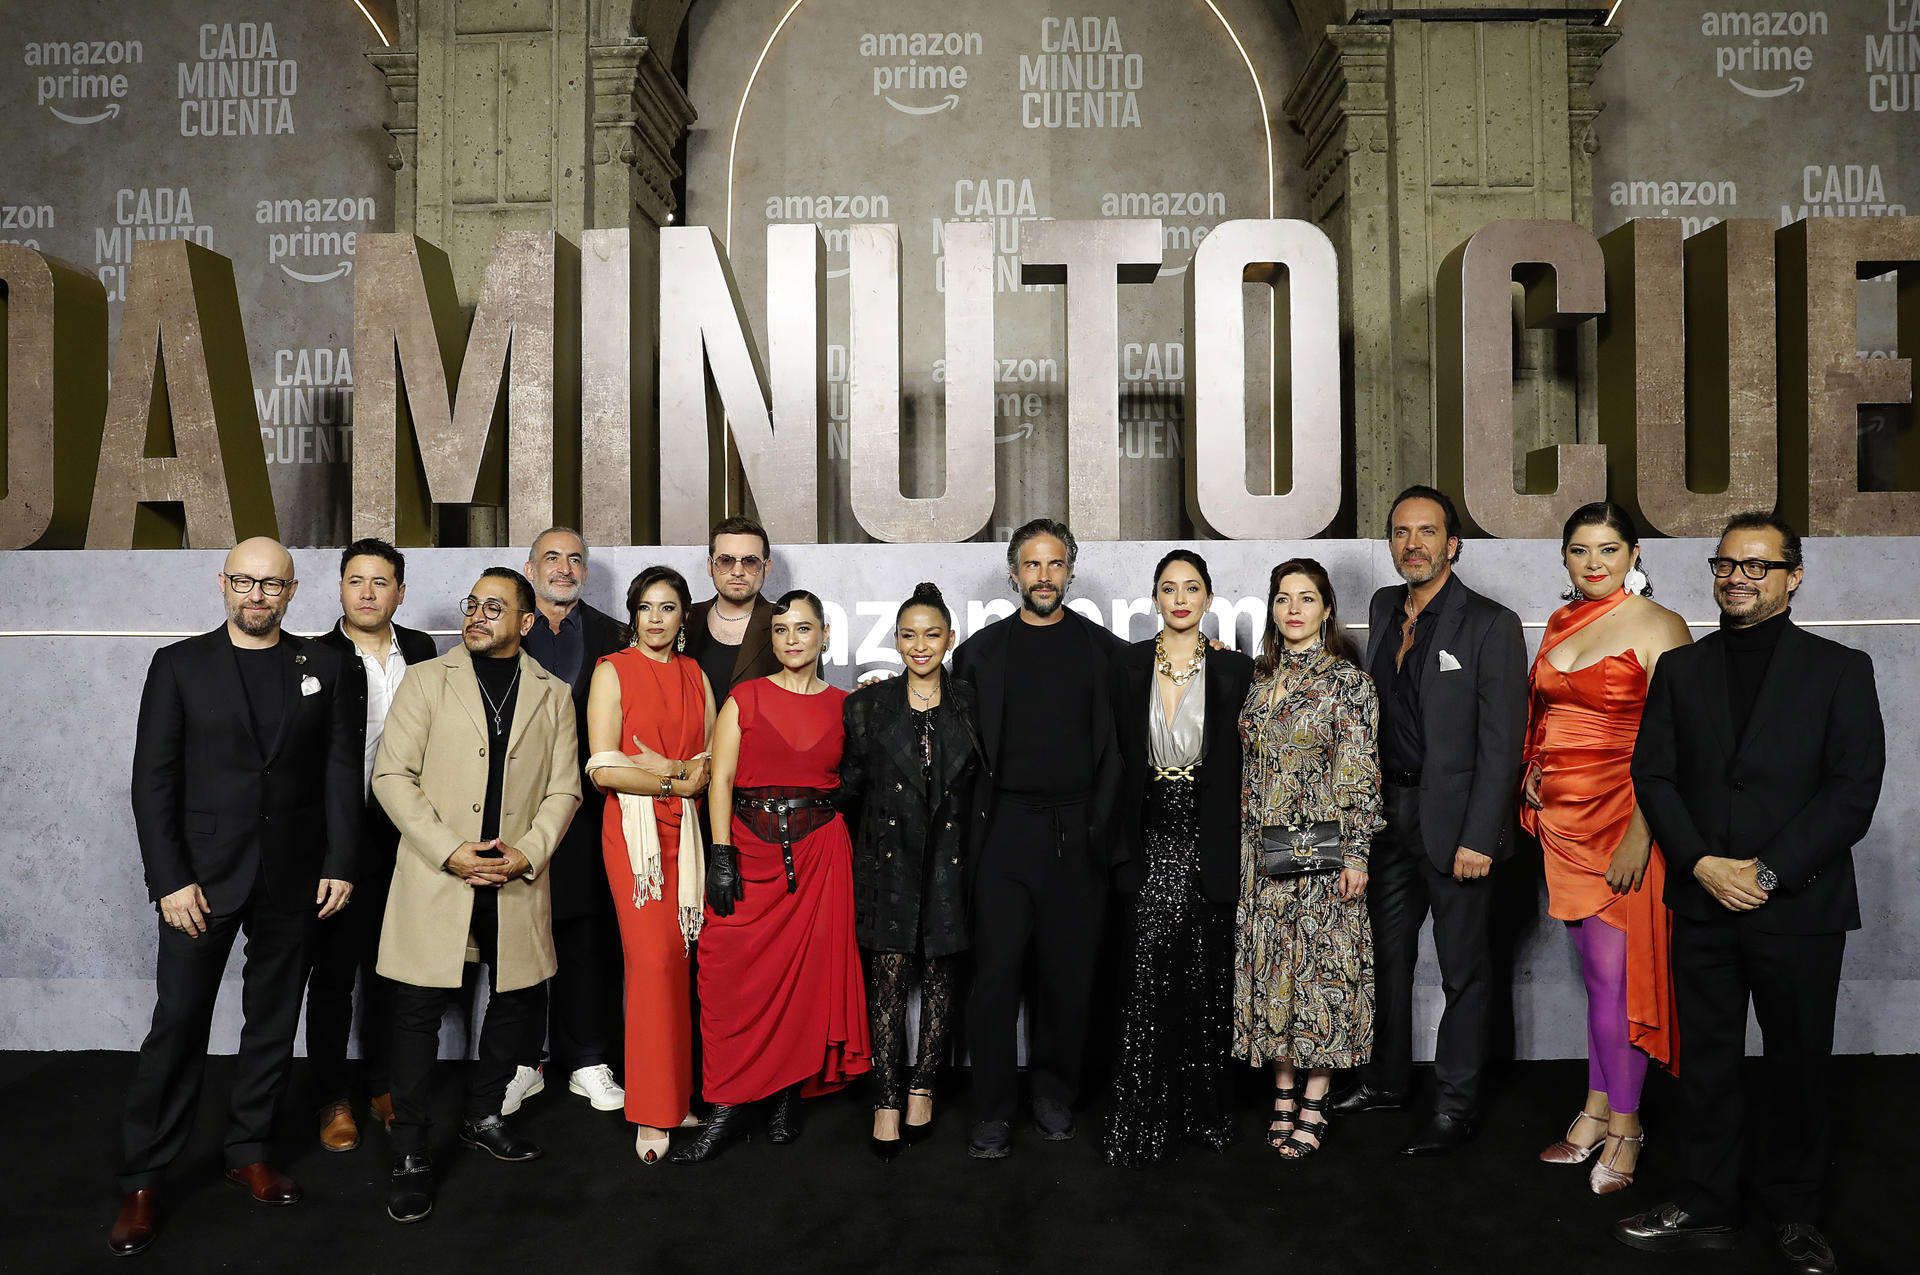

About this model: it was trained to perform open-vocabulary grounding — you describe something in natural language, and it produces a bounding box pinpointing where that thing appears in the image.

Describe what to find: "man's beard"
[1716,582,1785,627]
[534,577,581,605]
[226,596,287,637]
[716,578,759,602]
[1394,552,1443,585]
[464,627,512,655]
[1020,581,1067,617]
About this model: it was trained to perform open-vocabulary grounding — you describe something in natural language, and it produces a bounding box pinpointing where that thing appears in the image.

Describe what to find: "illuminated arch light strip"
[721,0,1281,510]
[354,0,392,47]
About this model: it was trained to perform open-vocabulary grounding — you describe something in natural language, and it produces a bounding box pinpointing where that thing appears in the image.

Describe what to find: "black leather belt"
[734,788,836,893]
[1386,769,1422,788]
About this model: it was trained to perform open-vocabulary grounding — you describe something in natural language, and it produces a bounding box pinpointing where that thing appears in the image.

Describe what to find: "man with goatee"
[952,517,1128,1160]
[110,537,361,1257]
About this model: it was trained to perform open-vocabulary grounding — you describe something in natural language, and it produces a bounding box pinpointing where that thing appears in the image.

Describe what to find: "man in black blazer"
[110,538,361,1258]
[1614,513,1882,1275]
[1331,485,1527,1155]
[951,518,1129,1160]
[682,514,781,703]
[303,538,439,1152]
[509,527,630,1114]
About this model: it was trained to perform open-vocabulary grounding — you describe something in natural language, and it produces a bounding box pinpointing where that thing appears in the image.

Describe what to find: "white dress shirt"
[347,624,411,799]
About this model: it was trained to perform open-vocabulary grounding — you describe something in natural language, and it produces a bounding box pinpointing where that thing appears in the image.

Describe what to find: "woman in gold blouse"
[1234,557,1383,1160]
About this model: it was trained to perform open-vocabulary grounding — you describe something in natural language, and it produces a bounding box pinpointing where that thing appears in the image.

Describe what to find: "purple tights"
[1568,916,1647,1115]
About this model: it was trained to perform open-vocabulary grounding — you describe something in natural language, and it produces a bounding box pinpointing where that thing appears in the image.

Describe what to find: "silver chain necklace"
[477,665,521,735]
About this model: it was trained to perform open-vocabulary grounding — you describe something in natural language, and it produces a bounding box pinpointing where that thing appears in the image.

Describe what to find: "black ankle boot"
[459,1114,542,1162]
[765,1084,802,1145]
[386,1152,434,1223]
[666,1103,749,1164]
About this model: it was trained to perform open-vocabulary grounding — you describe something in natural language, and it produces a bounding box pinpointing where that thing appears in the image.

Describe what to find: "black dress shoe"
[667,1103,750,1164]
[1032,1097,1076,1141]
[386,1152,434,1224]
[765,1084,802,1145]
[967,1120,1011,1160]
[1328,1082,1408,1115]
[1399,1112,1474,1156]
[458,1114,543,1162]
[1775,1222,1837,1274]
[1610,1202,1737,1253]
[107,1189,160,1257]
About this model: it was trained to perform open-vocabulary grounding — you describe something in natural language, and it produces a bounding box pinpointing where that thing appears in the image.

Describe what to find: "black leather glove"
[706,843,744,917]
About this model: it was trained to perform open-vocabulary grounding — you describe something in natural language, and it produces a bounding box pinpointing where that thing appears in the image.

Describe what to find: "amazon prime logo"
[859,29,982,117]
[1699,8,1829,99]
[257,195,376,284]
[929,353,1059,446]
[0,202,55,251]
[763,192,892,280]
[1101,190,1226,276]
[23,37,142,125]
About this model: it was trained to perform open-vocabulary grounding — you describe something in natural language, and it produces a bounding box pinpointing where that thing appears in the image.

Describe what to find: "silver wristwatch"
[1754,861,1779,892]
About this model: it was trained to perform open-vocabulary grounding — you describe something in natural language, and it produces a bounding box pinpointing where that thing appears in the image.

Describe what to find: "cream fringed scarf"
[583,752,706,950]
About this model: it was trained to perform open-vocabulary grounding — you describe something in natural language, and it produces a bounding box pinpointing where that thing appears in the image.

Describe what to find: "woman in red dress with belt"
[583,566,715,1163]
[1522,503,1691,1194]
[670,588,871,1163]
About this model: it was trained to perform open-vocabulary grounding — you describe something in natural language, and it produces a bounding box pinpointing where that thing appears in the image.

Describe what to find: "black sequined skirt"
[1101,772,1234,1166]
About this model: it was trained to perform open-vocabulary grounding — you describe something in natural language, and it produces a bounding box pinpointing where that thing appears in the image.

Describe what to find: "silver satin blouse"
[1149,675,1206,768]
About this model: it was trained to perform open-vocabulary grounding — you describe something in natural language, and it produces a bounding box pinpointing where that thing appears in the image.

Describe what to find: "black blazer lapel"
[1365,587,1396,670]
[1421,578,1470,754]
[933,677,986,797]
[1692,635,1738,759]
[874,678,931,798]
[1733,621,1805,761]
[204,630,266,757]
[264,635,305,763]
[732,597,776,683]
[1203,647,1241,762]
[968,619,1011,770]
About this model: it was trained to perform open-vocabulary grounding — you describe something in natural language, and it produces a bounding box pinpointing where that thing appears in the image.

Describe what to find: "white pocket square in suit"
[300,675,321,696]
[1437,649,1462,672]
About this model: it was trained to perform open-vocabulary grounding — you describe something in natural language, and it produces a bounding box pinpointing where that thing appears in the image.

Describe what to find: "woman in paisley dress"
[1234,557,1383,1160]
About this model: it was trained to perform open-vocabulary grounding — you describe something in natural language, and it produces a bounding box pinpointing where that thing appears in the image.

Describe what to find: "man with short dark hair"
[682,515,781,703]
[1331,484,1527,1156]
[109,537,361,1258]
[952,517,1128,1160]
[506,527,628,1116]
[305,538,438,1152]
[1614,513,1882,1275]
[373,567,580,1223]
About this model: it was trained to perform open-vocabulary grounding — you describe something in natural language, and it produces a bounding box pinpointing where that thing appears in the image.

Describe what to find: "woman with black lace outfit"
[839,583,986,1160]
[1103,551,1254,1166]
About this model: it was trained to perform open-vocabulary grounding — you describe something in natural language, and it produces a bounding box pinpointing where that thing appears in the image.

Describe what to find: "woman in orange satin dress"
[584,567,716,1163]
[1521,502,1691,1195]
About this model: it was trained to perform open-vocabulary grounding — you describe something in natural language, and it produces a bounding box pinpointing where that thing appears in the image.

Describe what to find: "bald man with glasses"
[110,538,361,1257]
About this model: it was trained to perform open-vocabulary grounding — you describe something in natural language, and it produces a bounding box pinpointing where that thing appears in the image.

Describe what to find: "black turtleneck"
[471,650,522,841]
[1719,607,1790,741]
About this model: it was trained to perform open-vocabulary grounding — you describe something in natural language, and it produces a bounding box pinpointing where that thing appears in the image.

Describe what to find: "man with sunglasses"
[111,538,361,1257]
[371,568,581,1223]
[1615,512,1884,1275]
[682,515,781,703]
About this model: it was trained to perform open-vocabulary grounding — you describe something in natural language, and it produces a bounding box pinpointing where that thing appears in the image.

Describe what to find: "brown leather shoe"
[318,1101,359,1152]
[369,1093,395,1132]
[107,1189,159,1257]
[224,1162,302,1205]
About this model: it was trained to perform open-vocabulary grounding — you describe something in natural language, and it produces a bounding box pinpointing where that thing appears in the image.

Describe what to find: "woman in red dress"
[1521,503,1691,1194]
[583,566,715,1163]
[669,588,871,1163]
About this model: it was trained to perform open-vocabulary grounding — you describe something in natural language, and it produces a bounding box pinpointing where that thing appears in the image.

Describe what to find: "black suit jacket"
[682,596,781,693]
[1111,641,1254,905]
[131,627,361,914]
[951,607,1130,871]
[1631,619,1883,933]
[313,620,439,844]
[543,601,630,920]
[1364,574,1527,868]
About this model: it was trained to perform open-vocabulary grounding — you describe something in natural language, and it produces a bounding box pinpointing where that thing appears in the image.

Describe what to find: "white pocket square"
[1437,650,1462,672]
[301,675,322,696]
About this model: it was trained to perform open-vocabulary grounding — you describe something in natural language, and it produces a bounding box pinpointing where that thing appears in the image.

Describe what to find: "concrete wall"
[2,538,1913,1057]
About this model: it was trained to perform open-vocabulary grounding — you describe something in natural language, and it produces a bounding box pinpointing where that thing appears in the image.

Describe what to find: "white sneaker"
[569,1064,625,1112]
[501,1064,545,1116]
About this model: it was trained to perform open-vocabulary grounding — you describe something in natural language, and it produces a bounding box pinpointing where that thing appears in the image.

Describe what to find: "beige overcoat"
[372,650,580,992]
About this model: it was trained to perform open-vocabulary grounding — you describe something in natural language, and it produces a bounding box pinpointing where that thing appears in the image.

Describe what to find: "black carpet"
[5,1051,1908,1274]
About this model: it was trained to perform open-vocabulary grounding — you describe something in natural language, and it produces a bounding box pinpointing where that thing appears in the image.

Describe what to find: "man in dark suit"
[1331,485,1527,1155]
[681,515,781,703]
[507,527,629,1115]
[951,518,1129,1160]
[303,538,438,1152]
[109,537,361,1258]
[1614,513,1882,1275]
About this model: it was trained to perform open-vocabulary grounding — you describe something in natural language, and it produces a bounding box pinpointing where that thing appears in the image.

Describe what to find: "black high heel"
[1268,1082,1299,1150]
[765,1084,802,1145]
[666,1103,749,1164]
[1279,1093,1331,1160]
[902,1088,936,1146]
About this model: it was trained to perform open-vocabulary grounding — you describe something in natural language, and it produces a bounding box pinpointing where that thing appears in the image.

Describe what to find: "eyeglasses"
[1707,557,1795,580]
[224,574,291,596]
[460,596,520,620]
[711,554,765,573]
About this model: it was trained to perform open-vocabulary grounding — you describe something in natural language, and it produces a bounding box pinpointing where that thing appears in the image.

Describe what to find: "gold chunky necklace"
[1154,629,1205,685]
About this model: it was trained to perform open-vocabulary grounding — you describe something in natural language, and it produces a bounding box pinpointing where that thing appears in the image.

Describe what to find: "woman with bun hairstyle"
[1104,550,1254,1166]
[838,583,988,1159]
